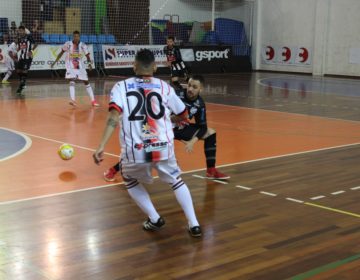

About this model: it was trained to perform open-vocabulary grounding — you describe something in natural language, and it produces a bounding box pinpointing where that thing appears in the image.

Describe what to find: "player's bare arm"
[93,109,120,165]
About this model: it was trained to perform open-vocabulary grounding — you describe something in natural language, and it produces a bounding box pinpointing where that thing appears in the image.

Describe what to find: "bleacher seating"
[49,34,60,44]
[214,18,249,55]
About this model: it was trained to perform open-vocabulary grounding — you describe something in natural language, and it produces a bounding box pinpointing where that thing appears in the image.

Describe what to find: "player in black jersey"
[163,36,189,88]
[171,75,230,180]
[103,75,230,181]
[15,26,36,96]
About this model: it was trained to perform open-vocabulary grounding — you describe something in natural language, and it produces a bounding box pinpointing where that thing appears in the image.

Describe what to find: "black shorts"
[16,58,32,71]
[170,61,189,78]
[174,124,199,141]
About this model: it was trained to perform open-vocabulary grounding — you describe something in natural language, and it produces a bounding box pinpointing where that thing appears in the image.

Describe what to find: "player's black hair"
[18,25,25,30]
[73,30,80,35]
[190,74,205,85]
[135,49,155,69]
[167,35,175,41]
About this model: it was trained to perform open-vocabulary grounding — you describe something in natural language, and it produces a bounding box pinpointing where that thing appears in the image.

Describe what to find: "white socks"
[173,181,199,227]
[127,183,160,223]
[86,84,95,102]
[69,81,75,101]
[69,82,95,103]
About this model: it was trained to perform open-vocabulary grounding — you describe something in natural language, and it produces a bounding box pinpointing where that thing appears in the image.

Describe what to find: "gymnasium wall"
[254,0,360,76]
[0,0,22,26]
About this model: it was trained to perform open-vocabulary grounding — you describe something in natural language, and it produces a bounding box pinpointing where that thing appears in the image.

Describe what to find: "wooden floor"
[0,73,359,279]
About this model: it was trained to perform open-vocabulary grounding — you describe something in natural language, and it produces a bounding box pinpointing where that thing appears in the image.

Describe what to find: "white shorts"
[65,68,88,81]
[5,59,15,71]
[120,158,182,185]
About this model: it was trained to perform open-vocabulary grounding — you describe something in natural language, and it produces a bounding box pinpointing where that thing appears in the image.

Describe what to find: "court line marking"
[207,102,360,124]
[235,185,252,190]
[304,202,360,218]
[290,252,360,280]
[350,186,360,190]
[0,182,123,206]
[286,198,304,204]
[260,191,277,197]
[234,184,359,218]
[20,131,119,158]
[192,174,229,185]
[0,127,32,162]
[310,195,326,200]
[257,76,360,98]
[331,190,345,195]
[0,129,359,205]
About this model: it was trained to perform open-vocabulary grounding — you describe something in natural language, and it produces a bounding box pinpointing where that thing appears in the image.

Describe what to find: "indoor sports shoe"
[143,217,165,231]
[103,167,118,182]
[206,167,230,180]
[69,100,77,107]
[92,100,100,107]
[188,225,202,237]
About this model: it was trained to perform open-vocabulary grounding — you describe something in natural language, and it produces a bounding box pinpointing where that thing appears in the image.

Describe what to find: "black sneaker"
[143,217,165,231]
[188,225,202,237]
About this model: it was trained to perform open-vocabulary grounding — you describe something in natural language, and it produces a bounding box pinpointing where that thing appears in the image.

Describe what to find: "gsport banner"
[102,45,167,69]
[0,44,95,72]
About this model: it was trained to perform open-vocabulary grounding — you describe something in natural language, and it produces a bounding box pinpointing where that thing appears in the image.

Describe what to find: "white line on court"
[331,190,345,195]
[259,191,277,197]
[1,127,360,205]
[207,101,360,124]
[192,174,228,185]
[350,186,360,190]
[286,198,304,204]
[0,182,123,206]
[17,130,119,158]
[235,185,252,190]
[310,195,326,200]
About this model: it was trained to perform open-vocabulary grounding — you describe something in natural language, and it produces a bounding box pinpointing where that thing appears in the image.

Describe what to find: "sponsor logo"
[134,141,168,152]
[195,49,230,61]
[105,48,116,60]
[31,60,46,65]
[141,123,158,140]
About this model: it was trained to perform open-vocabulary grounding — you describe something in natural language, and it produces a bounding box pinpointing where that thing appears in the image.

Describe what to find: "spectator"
[31,20,44,42]
[19,22,31,35]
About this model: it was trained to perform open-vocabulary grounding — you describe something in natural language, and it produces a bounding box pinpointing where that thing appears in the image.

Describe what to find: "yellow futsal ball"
[58,144,75,160]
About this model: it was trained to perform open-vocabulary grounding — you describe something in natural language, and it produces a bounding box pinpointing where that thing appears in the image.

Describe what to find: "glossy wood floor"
[0,73,359,279]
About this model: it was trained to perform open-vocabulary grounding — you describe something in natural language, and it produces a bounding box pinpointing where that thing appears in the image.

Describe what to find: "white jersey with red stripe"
[62,41,89,70]
[109,76,186,163]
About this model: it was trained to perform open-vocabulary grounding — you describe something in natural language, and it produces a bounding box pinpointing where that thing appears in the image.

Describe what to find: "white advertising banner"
[102,45,168,69]
[0,44,95,72]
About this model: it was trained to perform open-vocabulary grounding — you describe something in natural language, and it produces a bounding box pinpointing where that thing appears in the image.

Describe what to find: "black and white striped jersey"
[17,35,35,60]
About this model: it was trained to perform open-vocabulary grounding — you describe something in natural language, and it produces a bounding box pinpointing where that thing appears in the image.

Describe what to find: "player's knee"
[204,128,216,139]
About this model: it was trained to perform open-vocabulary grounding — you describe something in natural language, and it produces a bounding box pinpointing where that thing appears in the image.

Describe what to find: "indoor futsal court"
[1,0,360,279]
[1,73,359,279]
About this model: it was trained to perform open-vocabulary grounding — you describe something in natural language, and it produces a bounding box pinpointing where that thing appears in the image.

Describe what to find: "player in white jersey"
[51,30,99,107]
[1,41,18,84]
[93,49,202,237]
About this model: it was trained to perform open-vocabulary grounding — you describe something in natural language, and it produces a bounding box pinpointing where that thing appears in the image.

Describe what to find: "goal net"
[0,0,252,72]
